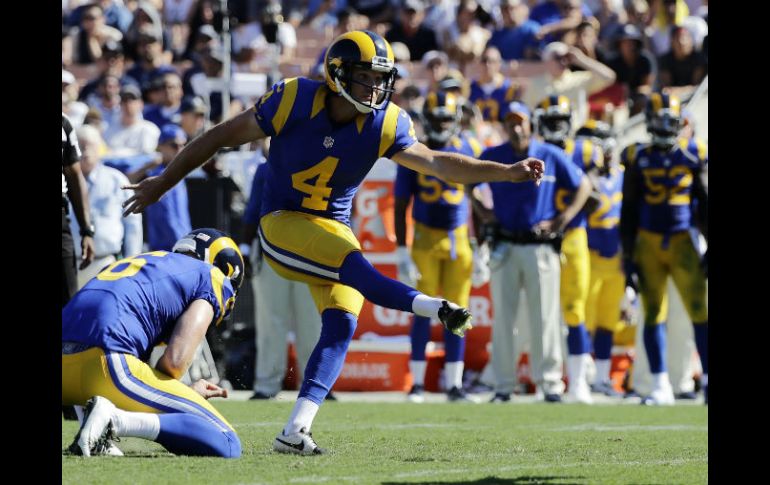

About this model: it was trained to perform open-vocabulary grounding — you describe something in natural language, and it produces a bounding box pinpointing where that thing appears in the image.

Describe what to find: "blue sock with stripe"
[693,321,708,374]
[410,316,431,360]
[443,327,465,362]
[566,323,591,355]
[339,251,420,312]
[593,328,614,361]
[299,308,357,404]
[643,323,667,374]
[156,414,241,458]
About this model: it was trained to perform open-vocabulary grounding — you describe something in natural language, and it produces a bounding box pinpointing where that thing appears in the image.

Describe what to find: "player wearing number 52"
[62,229,245,457]
[121,30,544,454]
[620,93,708,405]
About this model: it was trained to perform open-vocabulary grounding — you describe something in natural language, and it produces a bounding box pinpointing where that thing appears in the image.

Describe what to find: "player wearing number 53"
[62,229,245,457]
[122,30,544,454]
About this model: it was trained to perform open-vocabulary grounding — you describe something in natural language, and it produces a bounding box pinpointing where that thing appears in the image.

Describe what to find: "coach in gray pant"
[472,102,591,402]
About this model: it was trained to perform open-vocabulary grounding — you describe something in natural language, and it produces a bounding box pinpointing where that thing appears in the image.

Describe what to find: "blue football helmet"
[172,228,245,294]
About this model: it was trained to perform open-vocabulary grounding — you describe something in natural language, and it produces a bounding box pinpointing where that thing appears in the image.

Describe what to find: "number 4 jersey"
[62,252,235,361]
[254,77,418,226]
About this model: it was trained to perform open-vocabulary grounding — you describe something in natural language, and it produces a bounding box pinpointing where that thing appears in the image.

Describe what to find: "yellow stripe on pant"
[62,347,234,432]
[411,222,472,307]
[560,227,590,326]
[259,210,365,316]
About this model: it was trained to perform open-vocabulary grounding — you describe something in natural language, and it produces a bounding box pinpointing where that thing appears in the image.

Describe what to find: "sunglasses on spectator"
[481,57,500,64]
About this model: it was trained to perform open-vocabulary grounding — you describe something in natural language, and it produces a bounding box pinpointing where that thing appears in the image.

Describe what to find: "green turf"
[62,401,707,484]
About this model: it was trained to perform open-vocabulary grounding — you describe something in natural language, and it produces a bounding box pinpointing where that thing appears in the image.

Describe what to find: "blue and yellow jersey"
[555,138,603,230]
[62,252,235,361]
[469,77,521,122]
[481,139,583,232]
[622,138,708,234]
[254,77,418,226]
[587,165,624,258]
[394,135,480,230]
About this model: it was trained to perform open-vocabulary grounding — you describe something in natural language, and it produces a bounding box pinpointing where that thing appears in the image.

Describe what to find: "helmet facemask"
[333,59,397,114]
[648,109,682,149]
[536,113,571,146]
[423,106,460,146]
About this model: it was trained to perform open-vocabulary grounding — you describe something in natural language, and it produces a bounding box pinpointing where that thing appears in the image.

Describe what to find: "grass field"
[62,394,707,485]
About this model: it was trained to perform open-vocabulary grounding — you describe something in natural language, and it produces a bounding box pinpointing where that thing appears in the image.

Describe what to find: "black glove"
[623,257,640,292]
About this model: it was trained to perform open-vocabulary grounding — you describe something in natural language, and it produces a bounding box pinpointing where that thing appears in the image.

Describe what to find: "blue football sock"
[410,316,431,361]
[443,327,466,362]
[299,308,357,404]
[566,323,591,355]
[593,328,614,361]
[643,323,667,374]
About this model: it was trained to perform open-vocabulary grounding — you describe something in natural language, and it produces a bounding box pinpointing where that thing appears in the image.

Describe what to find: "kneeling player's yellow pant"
[560,227,590,326]
[635,230,707,326]
[62,347,234,432]
[259,210,365,316]
[411,222,472,307]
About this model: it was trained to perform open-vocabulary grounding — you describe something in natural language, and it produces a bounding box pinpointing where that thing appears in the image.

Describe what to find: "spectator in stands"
[469,46,522,124]
[649,0,688,57]
[422,0,458,44]
[231,1,298,72]
[422,50,450,93]
[63,69,89,129]
[142,124,192,251]
[179,96,207,140]
[531,0,594,45]
[523,41,615,128]
[182,44,243,124]
[87,74,123,134]
[66,0,133,34]
[69,3,124,65]
[104,83,161,157]
[386,0,440,62]
[183,0,220,61]
[657,25,707,89]
[606,24,656,115]
[347,0,395,26]
[568,20,610,68]
[143,72,184,128]
[78,40,131,103]
[124,1,170,62]
[303,0,341,32]
[487,0,541,61]
[125,26,176,94]
[162,0,197,61]
[591,0,626,50]
[443,0,491,71]
[70,124,143,287]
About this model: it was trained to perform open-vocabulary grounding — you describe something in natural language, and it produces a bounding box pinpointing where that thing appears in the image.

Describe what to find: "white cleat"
[566,381,594,404]
[406,384,425,403]
[642,386,676,406]
[273,427,325,455]
[68,396,120,457]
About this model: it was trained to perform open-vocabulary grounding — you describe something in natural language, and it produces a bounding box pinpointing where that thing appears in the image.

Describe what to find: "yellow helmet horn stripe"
[209,237,242,277]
